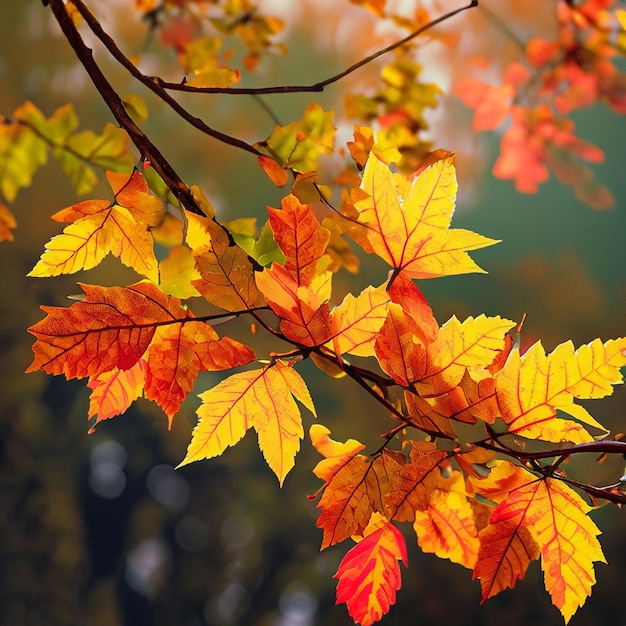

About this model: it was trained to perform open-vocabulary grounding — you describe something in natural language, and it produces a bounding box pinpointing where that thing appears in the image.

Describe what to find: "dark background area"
[1,2,625,625]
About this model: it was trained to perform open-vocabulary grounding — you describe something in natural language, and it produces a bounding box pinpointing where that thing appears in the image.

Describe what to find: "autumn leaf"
[192,216,265,312]
[496,338,626,443]
[0,201,17,242]
[417,315,516,394]
[413,471,479,569]
[27,282,255,424]
[87,359,148,428]
[473,461,606,623]
[179,361,315,484]
[267,194,330,286]
[311,425,405,548]
[28,170,162,281]
[334,512,407,626]
[159,245,202,298]
[256,261,333,346]
[384,440,448,522]
[329,284,390,358]
[259,104,335,173]
[355,152,497,281]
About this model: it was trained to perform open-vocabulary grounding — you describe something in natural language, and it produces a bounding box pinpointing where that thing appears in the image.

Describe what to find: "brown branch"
[46,0,207,216]
[68,0,262,156]
[154,1,479,95]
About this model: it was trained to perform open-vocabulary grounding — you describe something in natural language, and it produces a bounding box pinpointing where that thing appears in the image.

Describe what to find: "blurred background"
[1,1,625,625]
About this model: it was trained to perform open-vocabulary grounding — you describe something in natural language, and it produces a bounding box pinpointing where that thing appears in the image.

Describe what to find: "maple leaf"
[329,284,390,358]
[355,152,497,281]
[191,214,265,311]
[496,338,626,443]
[473,461,606,623]
[267,194,330,286]
[87,359,148,428]
[256,262,333,347]
[27,282,255,424]
[413,470,480,569]
[310,425,405,548]
[179,361,315,485]
[334,512,407,626]
[417,315,516,394]
[28,170,162,281]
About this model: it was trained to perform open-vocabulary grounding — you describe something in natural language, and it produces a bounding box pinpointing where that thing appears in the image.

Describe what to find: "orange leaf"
[310,426,404,548]
[329,284,390,358]
[256,262,333,346]
[26,282,177,379]
[474,462,606,623]
[335,512,407,626]
[258,155,288,187]
[496,338,626,443]
[355,152,497,280]
[375,302,427,386]
[144,320,255,425]
[0,201,17,242]
[179,362,315,485]
[267,194,330,286]
[87,359,147,428]
[384,440,448,522]
[27,282,255,424]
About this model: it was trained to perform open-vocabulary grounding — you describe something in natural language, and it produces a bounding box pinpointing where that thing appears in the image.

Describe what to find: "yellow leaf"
[497,338,626,443]
[414,486,479,569]
[28,205,159,281]
[418,315,515,393]
[329,284,390,358]
[179,362,315,485]
[159,245,201,298]
[355,153,498,280]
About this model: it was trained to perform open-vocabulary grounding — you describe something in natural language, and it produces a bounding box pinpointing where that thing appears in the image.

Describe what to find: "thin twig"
[155,1,479,95]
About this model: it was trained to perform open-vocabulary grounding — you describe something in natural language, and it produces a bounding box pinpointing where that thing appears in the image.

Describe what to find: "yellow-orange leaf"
[311,426,404,548]
[29,170,162,281]
[256,262,333,346]
[496,338,626,443]
[87,359,147,428]
[418,315,515,394]
[335,512,407,626]
[374,302,427,385]
[414,481,479,569]
[258,155,289,187]
[355,153,497,280]
[384,440,449,522]
[192,217,264,311]
[179,362,314,485]
[474,463,606,623]
[330,284,390,358]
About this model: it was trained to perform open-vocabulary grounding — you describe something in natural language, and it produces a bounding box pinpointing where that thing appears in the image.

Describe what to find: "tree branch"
[68,0,262,156]
[46,0,207,216]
